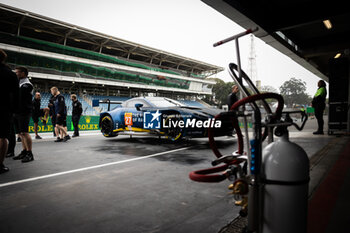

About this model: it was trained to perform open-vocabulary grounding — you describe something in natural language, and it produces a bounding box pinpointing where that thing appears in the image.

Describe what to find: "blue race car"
[98,97,234,141]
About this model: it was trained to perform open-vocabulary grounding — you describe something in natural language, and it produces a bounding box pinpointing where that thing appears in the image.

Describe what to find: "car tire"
[101,115,118,137]
[163,113,183,142]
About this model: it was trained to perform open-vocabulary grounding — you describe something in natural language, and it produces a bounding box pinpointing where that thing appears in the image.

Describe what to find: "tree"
[279,78,310,107]
[205,78,235,108]
[260,85,278,94]
[259,85,279,104]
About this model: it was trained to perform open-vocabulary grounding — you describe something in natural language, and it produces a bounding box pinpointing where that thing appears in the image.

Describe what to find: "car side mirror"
[135,103,143,111]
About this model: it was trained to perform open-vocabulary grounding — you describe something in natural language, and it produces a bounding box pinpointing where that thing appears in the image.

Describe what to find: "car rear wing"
[92,99,123,111]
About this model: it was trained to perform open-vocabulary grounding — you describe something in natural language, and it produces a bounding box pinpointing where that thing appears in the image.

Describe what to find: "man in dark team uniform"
[48,94,57,137]
[0,49,19,173]
[13,66,34,163]
[70,94,83,137]
[227,85,239,109]
[227,85,240,137]
[32,92,49,139]
[50,87,70,142]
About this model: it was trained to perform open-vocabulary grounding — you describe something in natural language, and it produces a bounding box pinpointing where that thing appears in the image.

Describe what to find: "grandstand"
[0,3,223,113]
[40,92,97,115]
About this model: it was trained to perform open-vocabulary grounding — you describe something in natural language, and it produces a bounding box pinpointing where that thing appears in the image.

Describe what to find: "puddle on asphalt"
[154,153,209,165]
[90,137,237,165]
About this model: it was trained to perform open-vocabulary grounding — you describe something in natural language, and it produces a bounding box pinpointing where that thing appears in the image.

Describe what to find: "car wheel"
[101,115,117,137]
[164,114,182,142]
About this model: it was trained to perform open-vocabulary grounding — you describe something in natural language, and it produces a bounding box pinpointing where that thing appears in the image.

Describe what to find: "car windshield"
[150,98,184,107]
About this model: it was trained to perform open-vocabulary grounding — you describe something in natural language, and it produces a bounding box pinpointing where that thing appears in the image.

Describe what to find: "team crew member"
[300,105,306,122]
[13,67,34,162]
[48,94,56,137]
[71,94,83,137]
[312,80,327,135]
[32,92,49,139]
[227,85,240,136]
[50,87,70,142]
[227,85,239,109]
[0,49,19,173]
[6,123,16,158]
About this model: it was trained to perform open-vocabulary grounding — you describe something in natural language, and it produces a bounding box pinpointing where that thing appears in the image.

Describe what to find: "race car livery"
[99,97,234,141]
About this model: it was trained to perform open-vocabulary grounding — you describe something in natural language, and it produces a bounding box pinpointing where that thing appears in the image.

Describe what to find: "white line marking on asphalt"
[0,147,190,188]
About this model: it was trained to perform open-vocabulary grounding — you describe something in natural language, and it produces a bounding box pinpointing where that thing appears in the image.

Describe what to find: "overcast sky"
[1,0,324,95]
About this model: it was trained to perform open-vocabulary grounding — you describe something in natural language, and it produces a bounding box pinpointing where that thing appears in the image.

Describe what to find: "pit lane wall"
[28,116,100,133]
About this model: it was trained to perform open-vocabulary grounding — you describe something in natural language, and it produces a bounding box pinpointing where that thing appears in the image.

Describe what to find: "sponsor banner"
[239,122,252,128]
[28,115,100,133]
[306,107,315,114]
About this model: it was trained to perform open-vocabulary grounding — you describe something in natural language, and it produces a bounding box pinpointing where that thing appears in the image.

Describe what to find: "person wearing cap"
[70,94,82,137]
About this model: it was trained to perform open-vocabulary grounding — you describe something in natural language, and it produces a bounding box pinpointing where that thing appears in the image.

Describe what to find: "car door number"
[124,113,133,126]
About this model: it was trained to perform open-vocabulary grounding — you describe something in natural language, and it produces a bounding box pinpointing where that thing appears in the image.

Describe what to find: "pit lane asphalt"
[0,133,243,233]
[0,118,333,233]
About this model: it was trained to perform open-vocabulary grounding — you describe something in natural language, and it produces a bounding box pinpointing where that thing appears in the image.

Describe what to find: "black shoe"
[6,152,14,158]
[313,131,324,135]
[0,164,9,174]
[13,150,27,160]
[72,134,79,138]
[17,137,21,142]
[35,135,42,139]
[21,152,34,163]
[63,135,70,142]
[54,137,63,142]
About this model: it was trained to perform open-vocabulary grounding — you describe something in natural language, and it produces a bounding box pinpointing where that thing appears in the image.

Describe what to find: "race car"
[98,97,234,141]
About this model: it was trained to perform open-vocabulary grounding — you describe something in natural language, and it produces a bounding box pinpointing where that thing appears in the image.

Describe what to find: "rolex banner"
[28,116,100,133]
[28,115,252,133]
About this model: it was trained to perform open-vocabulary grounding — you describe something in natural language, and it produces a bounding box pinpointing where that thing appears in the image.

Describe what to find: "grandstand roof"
[0,3,224,77]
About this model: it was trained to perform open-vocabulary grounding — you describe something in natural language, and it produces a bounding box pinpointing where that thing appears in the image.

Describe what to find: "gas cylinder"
[261,132,309,233]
